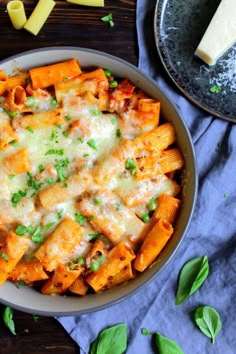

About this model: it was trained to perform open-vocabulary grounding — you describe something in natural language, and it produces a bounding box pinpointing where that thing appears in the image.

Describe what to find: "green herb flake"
[63,77,68,82]
[93,197,103,205]
[74,213,87,226]
[43,222,55,231]
[44,177,54,185]
[38,164,45,173]
[100,13,114,27]
[26,96,36,107]
[155,332,184,354]
[27,172,43,191]
[15,224,28,236]
[11,190,27,207]
[26,126,34,133]
[77,137,84,143]
[76,255,85,266]
[3,306,16,335]
[57,209,64,220]
[8,174,15,180]
[9,140,17,146]
[33,314,39,322]
[125,158,137,175]
[62,131,69,137]
[64,114,71,121]
[194,306,222,344]
[31,225,44,243]
[91,108,101,117]
[45,149,64,156]
[55,123,62,129]
[141,328,152,336]
[55,158,69,182]
[88,233,100,241]
[87,138,97,150]
[116,129,122,138]
[1,252,8,261]
[111,117,117,125]
[176,255,209,305]
[8,111,18,119]
[50,129,59,142]
[209,85,221,93]
[89,323,127,354]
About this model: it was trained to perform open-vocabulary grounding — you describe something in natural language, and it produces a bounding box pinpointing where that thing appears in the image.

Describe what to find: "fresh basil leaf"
[155,332,184,354]
[3,306,16,335]
[176,255,209,305]
[89,323,127,354]
[194,306,222,344]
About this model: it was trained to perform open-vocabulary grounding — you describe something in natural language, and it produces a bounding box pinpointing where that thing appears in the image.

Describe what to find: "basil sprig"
[176,256,209,305]
[155,332,184,354]
[194,306,222,344]
[3,306,16,335]
[89,323,127,354]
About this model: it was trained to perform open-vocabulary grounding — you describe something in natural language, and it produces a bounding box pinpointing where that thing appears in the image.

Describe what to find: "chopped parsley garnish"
[1,252,8,261]
[50,129,59,142]
[64,114,71,121]
[44,177,54,185]
[31,226,44,243]
[87,138,97,150]
[57,209,64,220]
[93,197,103,205]
[9,140,17,146]
[55,158,69,182]
[111,117,117,125]
[15,224,29,236]
[100,13,114,27]
[26,96,36,107]
[116,128,122,138]
[11,190,27,207]
[43,222,55,230]
[62,130,69,137]
[8,111,18,119]
[88,233,100,241]
[76,255,85,266]
[74,213,87,226]
[209,85,221,93]
[77,137,84,143]
[8,174,15,180]
[125,158,137,175]
[91,108,101,117]
[38,164,45,173]
[26,126,34,133]
[142,213,150,223]
[26,172,43,191]
[45,149,64,156]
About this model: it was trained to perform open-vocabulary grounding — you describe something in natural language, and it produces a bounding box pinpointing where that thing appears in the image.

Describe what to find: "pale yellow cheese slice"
[195,0,236,65]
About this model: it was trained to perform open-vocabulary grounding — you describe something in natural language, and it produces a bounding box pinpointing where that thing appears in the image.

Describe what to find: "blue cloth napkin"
[57,1,236,352]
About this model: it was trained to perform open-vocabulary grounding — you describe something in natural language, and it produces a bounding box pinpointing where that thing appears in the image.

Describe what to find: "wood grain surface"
[0,1,137,353]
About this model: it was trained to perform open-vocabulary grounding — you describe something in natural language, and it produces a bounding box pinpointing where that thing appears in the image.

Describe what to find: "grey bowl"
[0,47,198,316]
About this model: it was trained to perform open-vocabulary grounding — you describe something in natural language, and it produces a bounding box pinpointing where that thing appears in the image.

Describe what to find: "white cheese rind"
[195,0,236,65]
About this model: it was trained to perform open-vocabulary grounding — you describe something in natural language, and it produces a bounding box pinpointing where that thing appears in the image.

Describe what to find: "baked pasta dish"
[0,58,184,295]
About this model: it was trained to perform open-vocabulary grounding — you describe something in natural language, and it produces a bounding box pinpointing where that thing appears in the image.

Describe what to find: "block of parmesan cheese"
[195,0,236,65]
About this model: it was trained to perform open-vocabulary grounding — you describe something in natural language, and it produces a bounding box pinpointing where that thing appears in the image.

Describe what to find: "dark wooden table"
[0,1,137,353]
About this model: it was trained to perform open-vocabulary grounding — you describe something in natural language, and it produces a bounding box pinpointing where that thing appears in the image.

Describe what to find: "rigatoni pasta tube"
[41,263,82,295]
[12,108,64,130]
[86,242,135,292]
[66,0,104,6]
[24,0,56,36]
[29,59,81,89]
[7,1,27,30]
[134,218,174,272]
[8,261,49,284]
[153,194,181,225]
[34,217,84,272]
[3,147,31,175]
[0,231,30,285]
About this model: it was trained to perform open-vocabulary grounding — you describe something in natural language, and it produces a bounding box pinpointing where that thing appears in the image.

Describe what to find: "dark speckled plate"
[154,0,236,122]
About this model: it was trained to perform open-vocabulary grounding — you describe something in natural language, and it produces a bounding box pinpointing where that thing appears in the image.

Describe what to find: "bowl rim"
[0,46,198,316]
